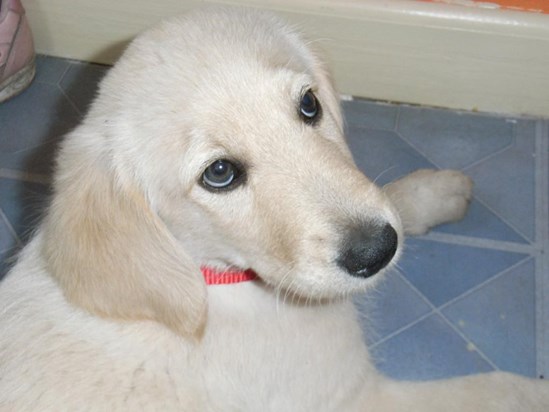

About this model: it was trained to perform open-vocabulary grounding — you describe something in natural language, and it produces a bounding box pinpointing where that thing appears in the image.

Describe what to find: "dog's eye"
[299,90,320,123]
[202,159,242,190]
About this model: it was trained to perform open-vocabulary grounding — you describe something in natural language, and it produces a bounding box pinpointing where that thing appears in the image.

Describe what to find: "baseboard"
[24,0,549,117]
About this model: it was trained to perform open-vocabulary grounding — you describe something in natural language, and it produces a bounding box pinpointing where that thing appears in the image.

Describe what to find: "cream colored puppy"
[0,7,546,411]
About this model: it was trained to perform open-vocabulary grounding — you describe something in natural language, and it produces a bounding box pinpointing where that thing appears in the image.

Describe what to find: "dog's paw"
[384,169,473,235]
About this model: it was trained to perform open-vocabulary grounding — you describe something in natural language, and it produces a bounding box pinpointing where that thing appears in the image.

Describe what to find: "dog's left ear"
[42,133,207,337]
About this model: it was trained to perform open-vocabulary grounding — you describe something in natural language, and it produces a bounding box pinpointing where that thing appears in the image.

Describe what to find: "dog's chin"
[256,265,388,302]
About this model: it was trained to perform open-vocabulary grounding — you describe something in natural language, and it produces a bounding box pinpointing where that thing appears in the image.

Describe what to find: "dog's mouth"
[199,219,399,297]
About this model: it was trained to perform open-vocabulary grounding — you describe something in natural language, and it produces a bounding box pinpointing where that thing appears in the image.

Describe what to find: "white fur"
[0,7,546,411]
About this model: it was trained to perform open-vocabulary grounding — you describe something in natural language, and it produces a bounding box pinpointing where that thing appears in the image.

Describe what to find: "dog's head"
[42,7,403,336]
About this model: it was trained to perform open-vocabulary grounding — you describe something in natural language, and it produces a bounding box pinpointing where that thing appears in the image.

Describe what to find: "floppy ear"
[42,138,207,337]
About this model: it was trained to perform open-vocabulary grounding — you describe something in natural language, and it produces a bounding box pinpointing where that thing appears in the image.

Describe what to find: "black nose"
[337,222,398,278]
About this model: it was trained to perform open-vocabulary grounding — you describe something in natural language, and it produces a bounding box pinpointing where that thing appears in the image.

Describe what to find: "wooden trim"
[24,0,549,116]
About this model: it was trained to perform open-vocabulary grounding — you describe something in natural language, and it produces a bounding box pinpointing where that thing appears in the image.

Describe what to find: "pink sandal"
[0,0,35,103]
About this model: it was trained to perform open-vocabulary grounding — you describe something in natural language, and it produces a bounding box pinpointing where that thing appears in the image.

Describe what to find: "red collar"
[200,266,258,285]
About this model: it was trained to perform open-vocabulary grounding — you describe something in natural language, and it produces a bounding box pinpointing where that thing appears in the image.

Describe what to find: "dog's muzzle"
[337,222,398,278]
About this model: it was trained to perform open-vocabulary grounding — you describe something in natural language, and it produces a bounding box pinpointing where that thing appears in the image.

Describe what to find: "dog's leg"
[383,169,473,235]
[371,372,549,412]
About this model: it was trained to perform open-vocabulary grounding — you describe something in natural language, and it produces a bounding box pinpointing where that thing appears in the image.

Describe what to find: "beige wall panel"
[24,0,549,116]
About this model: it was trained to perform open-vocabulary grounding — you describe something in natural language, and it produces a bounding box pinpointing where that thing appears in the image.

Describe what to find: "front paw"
[385,169,473,235]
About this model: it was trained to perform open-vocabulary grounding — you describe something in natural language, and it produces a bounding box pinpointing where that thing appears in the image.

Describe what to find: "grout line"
[418,231,539,255]
[56,63,84,117]
[460,143,514,174]
[371,267,506,371]
[393,111,515,173]
[34,55,71,86]
[460,120,537,243]
[368,309,434,349]
[0,169,51,185]
[465,187,534,244]
[56,62,73,87]
[436,256,534,313]
[437,310,501,371]
[0,208,22,248]
[56,85,83,117]
[534,119,549,379]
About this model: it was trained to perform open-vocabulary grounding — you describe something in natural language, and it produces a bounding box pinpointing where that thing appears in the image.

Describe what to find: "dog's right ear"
[42,134,207,337]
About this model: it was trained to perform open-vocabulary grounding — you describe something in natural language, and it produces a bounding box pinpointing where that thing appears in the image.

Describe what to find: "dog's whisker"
[274,268,294,315]
[303,37,336,48]
[278,270,298,309]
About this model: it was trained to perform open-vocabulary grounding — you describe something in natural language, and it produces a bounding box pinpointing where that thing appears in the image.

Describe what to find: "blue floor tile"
[514,120,537,154]
[346,126,436,186]
[0,81,80,175]
[0,247,18,281]
[443,259,536,377]
[0,212,17,253]
[465,146,536,242]
[372,314,494,380]
[59,62,110,114]
[399,238,529,307]
[433,198,529,244]
[0,179,51,243]
[355,270,432,345]
[35,54,71,85]
[342,100,398,131]
[398,106,514,169]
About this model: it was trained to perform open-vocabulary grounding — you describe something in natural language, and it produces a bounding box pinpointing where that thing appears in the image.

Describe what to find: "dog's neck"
[200,266,258,285]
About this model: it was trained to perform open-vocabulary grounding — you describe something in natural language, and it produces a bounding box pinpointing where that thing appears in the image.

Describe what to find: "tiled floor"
[1,55,548,381]
[345,101,549,381]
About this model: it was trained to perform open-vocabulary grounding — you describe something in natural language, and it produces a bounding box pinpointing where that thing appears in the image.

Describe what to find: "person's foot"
[0,0,35,103]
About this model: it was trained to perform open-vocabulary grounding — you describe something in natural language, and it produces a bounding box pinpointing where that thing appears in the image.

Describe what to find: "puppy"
[0,7,546,411]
